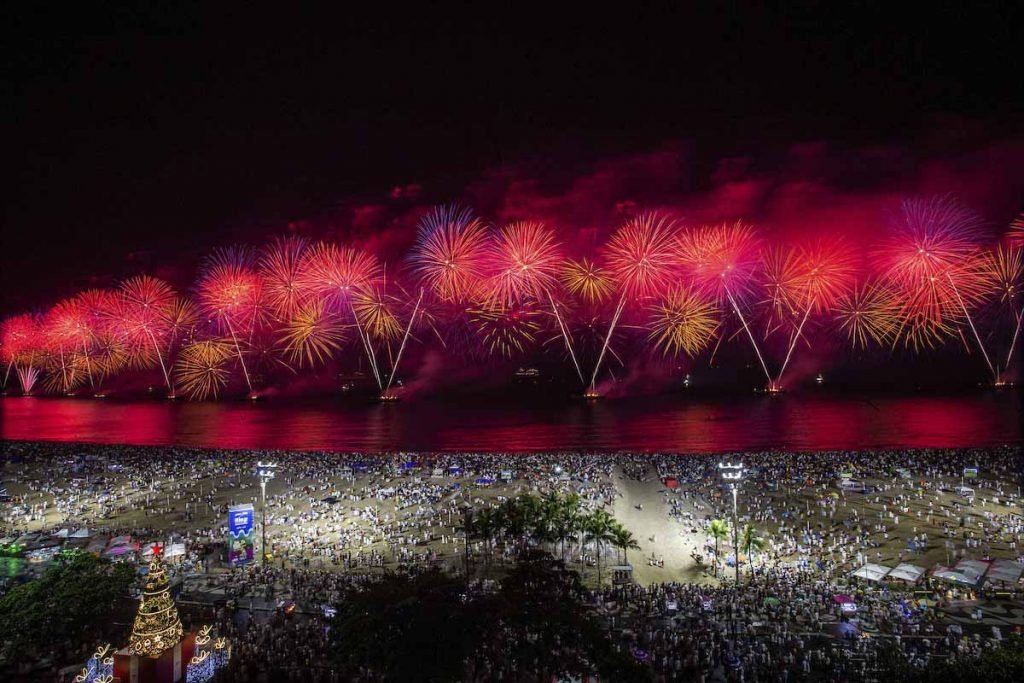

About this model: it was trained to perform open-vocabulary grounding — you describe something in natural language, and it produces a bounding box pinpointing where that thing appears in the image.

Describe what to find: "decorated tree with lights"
[128,546,184,657]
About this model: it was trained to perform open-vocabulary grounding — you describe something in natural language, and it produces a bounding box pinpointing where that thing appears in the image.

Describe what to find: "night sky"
[3,4,1022,314]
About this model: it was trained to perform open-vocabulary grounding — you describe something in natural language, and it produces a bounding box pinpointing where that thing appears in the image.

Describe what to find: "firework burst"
[409,206,490,302]
[174,339,235,400]
[603,212,680,299]
[561,259,614,305]
[879,197,988,356]
[648,287,720,357]
[278,299,346,368]
[298,241,381,310]
[486,221,562,305]
[834,283,901,350]
[468,303,541,358]
[259,236,312,320]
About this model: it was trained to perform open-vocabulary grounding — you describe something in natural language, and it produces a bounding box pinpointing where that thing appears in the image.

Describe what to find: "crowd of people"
[1,441,1021,680]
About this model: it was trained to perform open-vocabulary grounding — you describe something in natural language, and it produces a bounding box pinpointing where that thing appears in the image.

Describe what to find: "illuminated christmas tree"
[128,545,184,657]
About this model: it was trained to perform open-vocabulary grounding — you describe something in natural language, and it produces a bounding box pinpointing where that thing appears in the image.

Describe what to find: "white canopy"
[70,528,91,538]
[955,559,991,585]
[851,563,891,582]
[932,565,980,585]
[108,534,132,547]
[888,563,926,583]
[165,542,187,558]
[53,528,70,538]
[985,559,1023,585]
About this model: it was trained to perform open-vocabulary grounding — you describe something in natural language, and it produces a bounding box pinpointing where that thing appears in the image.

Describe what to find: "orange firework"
[979,243,1023,305]
[259,236,313,319]
[353,288,403,343]
[647,286,720,357]
[561,259,614,305]
[174,339,235,400]
[793,240,858,313]
[279,298,346,368]
[834,283,901,350]
[468,303,541,358]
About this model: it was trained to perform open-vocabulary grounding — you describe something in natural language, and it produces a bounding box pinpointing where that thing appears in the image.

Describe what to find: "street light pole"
[718,461,745,660]
[256,462,278,565]
[719,462,745,585]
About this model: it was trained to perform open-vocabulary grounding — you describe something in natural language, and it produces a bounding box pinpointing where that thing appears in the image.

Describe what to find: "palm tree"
[460,507,476,578]
[476,507,499,570]
[584,509,616,586]
[739,524,766,578]
[708,519,730,577]
[609,523,640,567]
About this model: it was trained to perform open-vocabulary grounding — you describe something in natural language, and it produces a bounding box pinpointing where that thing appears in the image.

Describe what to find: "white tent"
[888,563,926,583]
[932,565,979,585]
[954,559,991,585]
[851,563,891,582]
[165,542,187,558]
[70,528,91,538]
[985,559,1023,586]
[53,528,70,538]
[108,534,132,548]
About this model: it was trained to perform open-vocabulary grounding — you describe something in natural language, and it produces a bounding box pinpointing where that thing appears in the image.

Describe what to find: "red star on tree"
[152,543,164,557]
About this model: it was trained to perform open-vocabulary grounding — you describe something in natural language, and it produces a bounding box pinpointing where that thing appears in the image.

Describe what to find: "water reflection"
[1,391,1019,453]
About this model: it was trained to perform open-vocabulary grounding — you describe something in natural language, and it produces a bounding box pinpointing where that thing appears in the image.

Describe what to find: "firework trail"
[5,195,1023,398]
[879,197,991,374]
[1,314,43,394]
[487,221,584,383]
[679,222,770,384]
[592,212,680,393]
[114,275,179,392]
[773,240,857,388]
[978,240,1024,379]
[299,241,384,387]
[196,247,265,395]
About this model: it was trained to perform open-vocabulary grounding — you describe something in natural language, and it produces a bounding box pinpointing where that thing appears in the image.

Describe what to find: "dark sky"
[3,3,1022,313]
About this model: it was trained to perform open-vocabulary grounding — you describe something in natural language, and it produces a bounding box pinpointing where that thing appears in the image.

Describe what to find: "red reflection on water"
[1,393,1019,453]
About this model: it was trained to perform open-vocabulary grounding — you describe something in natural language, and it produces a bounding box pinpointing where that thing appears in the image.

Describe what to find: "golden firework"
[278,299,346,367]
[174,339,234,399]
[561,259,614,304]
[647,287,720,357]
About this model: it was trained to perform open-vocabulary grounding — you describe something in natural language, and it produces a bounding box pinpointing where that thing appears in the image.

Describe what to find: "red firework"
[878,197,986,345]
[196,247,268,336]
[1,314,43,367]
[486,221,563,305]
[678,222,762,303]
[297,241,381,311]
[603,212,680,299]
[112,275,178,369]
[409,205,490,302]
[792,240,858,313]
[1009,214,1024,247]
